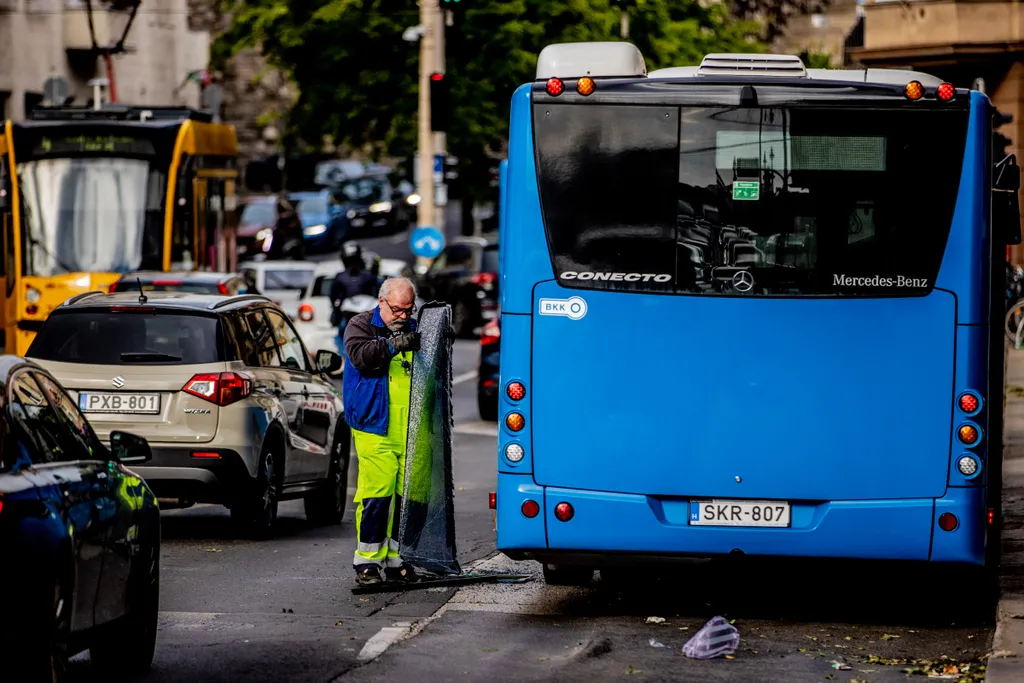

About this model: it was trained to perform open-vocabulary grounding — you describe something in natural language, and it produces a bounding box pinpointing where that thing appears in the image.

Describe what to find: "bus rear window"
[27,310,223,365]
[533,103,969,296]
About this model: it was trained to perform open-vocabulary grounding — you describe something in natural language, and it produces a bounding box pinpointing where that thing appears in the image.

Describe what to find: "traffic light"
[430,72,449,132]
[441,0,467,8]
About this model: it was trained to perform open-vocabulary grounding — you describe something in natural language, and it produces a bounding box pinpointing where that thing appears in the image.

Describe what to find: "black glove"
[391,332,420,353]
[445,326,456,340]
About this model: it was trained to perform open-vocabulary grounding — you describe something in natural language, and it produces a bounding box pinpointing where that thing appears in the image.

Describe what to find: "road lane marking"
[357,622,413,662]
[453,371,477,385]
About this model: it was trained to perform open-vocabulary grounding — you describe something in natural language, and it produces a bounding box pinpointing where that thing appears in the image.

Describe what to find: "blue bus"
[493,43,1022,586]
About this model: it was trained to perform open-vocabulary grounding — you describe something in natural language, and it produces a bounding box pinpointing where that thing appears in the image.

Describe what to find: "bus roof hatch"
[535,41,647,80]
[696,53,807,78]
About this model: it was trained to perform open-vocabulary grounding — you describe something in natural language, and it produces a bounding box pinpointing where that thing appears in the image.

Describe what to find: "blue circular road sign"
[410,225,445,258]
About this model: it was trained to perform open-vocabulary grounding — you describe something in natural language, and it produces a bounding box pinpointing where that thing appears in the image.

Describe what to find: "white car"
[293,258,419,355]
[238,260,318,320]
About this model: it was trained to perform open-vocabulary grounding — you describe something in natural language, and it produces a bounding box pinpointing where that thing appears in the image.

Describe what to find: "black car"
[478,316,500,421]
[110,270,258,296]
[417,238,499,337]
[331,173,412,235]
[0,356,159,680]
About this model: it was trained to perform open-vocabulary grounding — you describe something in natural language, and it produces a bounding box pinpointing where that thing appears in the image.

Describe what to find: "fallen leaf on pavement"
[206,548,221,552]
[335,621,344,627]
[645,616,666,624]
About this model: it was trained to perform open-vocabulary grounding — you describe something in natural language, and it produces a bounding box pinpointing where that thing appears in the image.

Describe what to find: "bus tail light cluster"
[905,80,957,101]
[545,77,596,97]
[183,372,252,406]
[954,391,984,479]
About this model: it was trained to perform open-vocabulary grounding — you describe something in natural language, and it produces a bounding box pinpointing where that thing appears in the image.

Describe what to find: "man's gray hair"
[379,276,417,300]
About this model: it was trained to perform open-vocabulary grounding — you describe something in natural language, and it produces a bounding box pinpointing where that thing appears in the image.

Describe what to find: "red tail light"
[473,272,497,286]
[488,492,496,509]
[108,283,120,293]
[937,82,955,101]
[298,303,314,322]
[481,320,500,346]
[217,282,229,295]
[0,495,4,515]
[183,372,252,406]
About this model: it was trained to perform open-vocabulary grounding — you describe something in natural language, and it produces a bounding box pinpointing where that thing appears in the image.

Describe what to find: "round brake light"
[554,502,574,522]
[521,500,540,518]
[298,304,314,322]
[506,382,525,401]
[546,78,564,96]
[958,392,980,414]
[938,513,958,531]
[937,82,955,101]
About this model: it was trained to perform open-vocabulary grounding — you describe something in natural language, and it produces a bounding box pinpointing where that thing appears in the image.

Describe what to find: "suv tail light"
[298,303,314,322]
[481,320,500,346]
[217,282,229,295]
[473,272,497,287]
[183,372,252,406]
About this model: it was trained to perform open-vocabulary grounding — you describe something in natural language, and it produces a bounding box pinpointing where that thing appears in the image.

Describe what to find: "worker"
[343,276,421,585]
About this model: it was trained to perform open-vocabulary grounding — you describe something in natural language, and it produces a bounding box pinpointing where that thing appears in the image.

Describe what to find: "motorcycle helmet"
[340,241,363,263]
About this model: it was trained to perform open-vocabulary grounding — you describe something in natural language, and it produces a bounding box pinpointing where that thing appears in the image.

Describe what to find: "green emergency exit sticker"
[732,180,760,201]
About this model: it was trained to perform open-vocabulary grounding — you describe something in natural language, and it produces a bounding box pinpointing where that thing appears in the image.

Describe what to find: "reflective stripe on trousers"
[352,349,411,569]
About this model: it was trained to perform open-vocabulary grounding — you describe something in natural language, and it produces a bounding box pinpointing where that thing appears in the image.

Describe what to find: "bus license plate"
[689,500,791,528]
[78,392,161,415]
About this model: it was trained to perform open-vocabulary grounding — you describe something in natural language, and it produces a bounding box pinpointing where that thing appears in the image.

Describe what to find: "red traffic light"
[431,72,444,82]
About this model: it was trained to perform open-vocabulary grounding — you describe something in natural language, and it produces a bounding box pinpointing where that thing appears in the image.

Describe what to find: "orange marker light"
[506,412,525,432]
[577,77,595,96]
[905,81,923,100]
[958,424,979,445]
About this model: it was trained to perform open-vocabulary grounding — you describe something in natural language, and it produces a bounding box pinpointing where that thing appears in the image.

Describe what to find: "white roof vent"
[697,53,807,79]
[536,41,647,80]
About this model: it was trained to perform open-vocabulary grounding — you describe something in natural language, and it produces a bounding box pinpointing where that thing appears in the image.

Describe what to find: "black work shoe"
[384,563,419,583]
[356,566,384,585]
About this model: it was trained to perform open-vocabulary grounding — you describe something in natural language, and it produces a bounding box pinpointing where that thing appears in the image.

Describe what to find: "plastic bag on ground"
[397,303,461,575]
[682,616,740,659]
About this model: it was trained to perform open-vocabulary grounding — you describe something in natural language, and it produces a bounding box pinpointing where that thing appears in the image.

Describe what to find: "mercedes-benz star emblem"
[112,376,126,388]
[732,270,755,292]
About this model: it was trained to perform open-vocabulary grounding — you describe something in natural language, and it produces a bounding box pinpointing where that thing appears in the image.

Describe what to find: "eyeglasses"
[383,299,416,317]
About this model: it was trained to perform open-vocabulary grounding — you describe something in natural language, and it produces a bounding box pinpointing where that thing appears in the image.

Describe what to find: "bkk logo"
[833,274,929,288]
[560,271,672,283]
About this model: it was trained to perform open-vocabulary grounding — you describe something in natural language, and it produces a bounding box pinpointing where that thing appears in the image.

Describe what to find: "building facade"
[0,0,210,118]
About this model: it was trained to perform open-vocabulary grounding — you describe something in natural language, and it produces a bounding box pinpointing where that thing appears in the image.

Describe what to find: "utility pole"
[433,7,448,239]
[417,0,438,240]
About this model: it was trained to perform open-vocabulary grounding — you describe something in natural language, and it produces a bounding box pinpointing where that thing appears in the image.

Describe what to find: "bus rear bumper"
[496,477,987,566]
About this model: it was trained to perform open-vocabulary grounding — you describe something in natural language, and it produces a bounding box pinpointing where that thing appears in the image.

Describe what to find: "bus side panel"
[495,476,548,552]
[503,84,555,316]
[935,92,989,325]
[950,324,990,489]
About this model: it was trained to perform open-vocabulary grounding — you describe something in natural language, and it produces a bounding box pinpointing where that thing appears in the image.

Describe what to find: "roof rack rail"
[62,290,106,306]
[210,294,272,309]
[27,105,214,123]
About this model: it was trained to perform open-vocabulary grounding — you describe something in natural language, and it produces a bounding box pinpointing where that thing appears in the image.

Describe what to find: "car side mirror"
[996,155,1022,245]
[316,349,344,376]
[110,430,152,464]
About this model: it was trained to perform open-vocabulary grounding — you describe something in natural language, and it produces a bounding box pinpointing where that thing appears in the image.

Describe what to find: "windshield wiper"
[120,352,182,362]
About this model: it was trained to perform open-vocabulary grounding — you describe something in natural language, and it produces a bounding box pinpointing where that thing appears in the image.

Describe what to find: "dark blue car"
[290,190,347,252]
[0,356,160,680]
[478,316,500,420]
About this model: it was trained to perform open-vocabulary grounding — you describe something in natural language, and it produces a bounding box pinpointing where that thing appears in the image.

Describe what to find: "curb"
[985,599,1024,682]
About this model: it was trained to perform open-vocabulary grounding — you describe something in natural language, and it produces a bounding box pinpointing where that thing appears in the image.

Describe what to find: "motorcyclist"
[270,196,305,260]
[330,243,377,351]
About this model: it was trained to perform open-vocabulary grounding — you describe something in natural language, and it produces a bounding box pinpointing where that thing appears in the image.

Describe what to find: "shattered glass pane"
[398,303,461,575]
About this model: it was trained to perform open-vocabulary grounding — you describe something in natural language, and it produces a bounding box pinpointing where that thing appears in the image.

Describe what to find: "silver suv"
[25,290,350,538]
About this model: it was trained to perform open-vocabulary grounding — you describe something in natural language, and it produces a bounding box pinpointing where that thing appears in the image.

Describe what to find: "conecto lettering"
[560,271,672,283]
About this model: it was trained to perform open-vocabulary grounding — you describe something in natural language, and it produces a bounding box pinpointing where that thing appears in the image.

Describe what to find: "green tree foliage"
[215,0,764,200]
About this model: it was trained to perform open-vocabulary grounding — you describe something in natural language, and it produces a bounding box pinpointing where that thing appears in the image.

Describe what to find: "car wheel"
[477,390,498,421]
[12,565,71,683]
[90,536,159,675]
[304,421,351,525]
[232,447,279,538]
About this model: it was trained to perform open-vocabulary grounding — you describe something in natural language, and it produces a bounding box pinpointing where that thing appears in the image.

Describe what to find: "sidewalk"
[985,346,1024,682]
